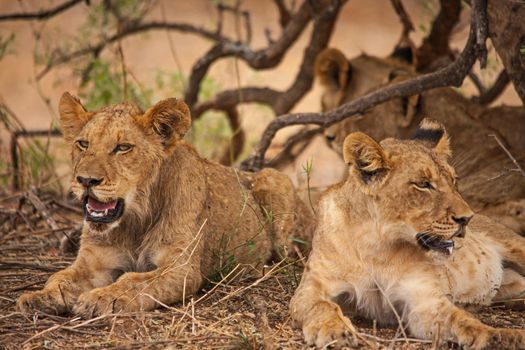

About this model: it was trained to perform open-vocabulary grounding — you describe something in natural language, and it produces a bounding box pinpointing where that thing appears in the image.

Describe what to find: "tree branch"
[190,0,346,116]
[36,20,234,81]
[274,0,292,27]
[0,0,83,22]
[241,0,488,172]
[486,0,525,104]
[184,0,314,108]
[415,0,462,72]
[389,0,414,35]
[472,70,510,106]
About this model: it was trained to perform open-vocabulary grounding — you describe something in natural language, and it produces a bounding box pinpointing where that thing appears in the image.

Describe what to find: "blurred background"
[0,0,521,195]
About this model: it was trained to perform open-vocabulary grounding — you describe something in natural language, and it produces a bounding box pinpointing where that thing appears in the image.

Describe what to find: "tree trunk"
[487,0,525,105]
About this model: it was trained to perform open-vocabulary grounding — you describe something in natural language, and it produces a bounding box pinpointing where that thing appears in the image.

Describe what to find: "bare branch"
[36,21,234,81]
[389,0,414,35]
[190,0,346,115]
[472,70,510,105]
[274,0,292,27]
[489,134,525,178]
[241,0,488,171]
[468,71,486,94]
[415,0,462,72]
[218,107,245,166]
[265,127,322,168]
[184,0,314,107]
[0,0,83,22]
[486,0,525,104]
[187,0,345,166]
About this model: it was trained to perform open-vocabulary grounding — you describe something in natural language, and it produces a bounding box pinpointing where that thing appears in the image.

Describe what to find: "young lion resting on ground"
[17,93,314,317]
[290,119,525,349]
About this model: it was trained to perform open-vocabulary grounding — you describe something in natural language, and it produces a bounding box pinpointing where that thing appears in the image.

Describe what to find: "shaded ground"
[0,192,524,350]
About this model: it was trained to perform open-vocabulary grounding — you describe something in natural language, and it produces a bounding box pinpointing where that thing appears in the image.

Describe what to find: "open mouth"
[416,232,454,255]
[83,196,124,223]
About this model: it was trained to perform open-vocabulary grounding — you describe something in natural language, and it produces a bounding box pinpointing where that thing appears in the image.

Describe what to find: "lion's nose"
[452,215,472,226]
[76,176,103,188]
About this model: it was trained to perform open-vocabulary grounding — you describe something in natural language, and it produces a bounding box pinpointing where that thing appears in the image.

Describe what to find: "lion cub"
[290,119,525,349]
[17,93,314,317]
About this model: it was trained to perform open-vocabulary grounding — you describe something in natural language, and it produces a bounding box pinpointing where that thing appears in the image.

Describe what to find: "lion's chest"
[440,235,503,305]
[108,250,157,282]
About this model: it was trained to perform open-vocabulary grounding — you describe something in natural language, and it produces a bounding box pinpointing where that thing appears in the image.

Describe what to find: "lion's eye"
[413,181,434,190]
[76,140,89,151]
[113,143,134,154]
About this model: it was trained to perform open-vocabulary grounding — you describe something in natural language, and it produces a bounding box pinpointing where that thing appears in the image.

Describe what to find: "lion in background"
[315,48,525,233]
[291,119,525,349]
[17,93,314,317]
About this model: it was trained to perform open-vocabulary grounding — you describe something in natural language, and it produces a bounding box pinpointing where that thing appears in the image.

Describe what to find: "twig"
[389,0,414,35]
[241,0,488,172]
[473,70,510,105]
[10,129,62,190]
[25,187,59,231]
[415,0,461,71]
[0,0,83,22]
[468,71,486,94]
[190,0,346,115]
[489,134,525,177]
[36,21,234,81]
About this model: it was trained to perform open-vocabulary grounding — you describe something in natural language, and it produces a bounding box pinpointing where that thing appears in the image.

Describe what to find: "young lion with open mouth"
[17,93,314,317]
[290,119,525,349]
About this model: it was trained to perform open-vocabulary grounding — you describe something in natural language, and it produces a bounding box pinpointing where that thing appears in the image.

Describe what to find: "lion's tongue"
[88,197,117,211]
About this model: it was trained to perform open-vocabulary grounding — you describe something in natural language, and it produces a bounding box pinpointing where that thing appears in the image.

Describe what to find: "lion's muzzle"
[83,196,125,223]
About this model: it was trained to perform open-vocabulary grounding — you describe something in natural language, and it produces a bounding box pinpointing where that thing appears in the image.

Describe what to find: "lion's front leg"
[290,271,357,348]
[17,244,117,315]
[73,249,203,317]
[16,267,84,315]
[401,279,525,349]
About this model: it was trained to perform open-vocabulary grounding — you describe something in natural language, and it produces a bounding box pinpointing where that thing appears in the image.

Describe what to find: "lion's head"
[315,48,417,154]
[342,118,474,255]
[58,93,191,232]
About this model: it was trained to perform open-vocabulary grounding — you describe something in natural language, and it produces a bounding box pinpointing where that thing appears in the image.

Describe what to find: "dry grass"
[0,190,524,350]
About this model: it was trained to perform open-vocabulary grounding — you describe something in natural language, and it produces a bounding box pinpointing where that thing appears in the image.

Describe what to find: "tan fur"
[290,119,525,349]
[315,48,525,233]
[17,93,314,317]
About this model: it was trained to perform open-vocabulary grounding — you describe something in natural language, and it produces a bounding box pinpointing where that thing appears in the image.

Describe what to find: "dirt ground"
[0,195,524,350]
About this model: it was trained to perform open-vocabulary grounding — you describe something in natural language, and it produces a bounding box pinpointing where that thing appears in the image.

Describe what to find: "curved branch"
[390,0,414,35]
[190,0,346,115]
[193,88,281,118]
[241,0,488,172]
[218,107,245,166]
[472,70,510,106]
[415,0,461,72]
[184,0,314,107]
[36,21,233,80]
[0,0,83,22]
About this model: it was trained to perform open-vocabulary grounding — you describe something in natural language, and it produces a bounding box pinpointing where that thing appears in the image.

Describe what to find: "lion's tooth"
[104,209,108,216]
[447,246,454,255]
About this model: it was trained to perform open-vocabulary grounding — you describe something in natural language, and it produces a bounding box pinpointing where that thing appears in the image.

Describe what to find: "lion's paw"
[456,326,525,350]
[73,288,135,318]
[303,315,357,349]
[488,328,525,349]
[16,289,69,315]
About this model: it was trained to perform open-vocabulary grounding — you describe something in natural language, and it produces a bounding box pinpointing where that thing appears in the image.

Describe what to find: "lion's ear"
[140,98,191,150]
[58,92,92,143]
[343,132,390,185]
[412,118,451,158]
[315,48,352,92]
